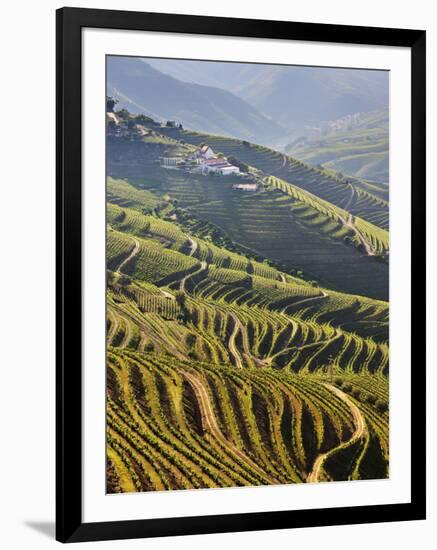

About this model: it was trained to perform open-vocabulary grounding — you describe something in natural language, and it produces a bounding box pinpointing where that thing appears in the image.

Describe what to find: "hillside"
[105,174,389,492]
[105,103,390,493]
[146,59,388,134]
[286,110,389,183]
[108,123,389,300]
[107,57,285,144]
[108,349,388,491]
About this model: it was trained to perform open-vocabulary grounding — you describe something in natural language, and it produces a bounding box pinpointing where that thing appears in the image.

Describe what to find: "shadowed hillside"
[107,124,389,300]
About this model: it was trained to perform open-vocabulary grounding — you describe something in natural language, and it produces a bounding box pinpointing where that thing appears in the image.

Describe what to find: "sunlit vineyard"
[106,113,389,493]
[107,349,388,492]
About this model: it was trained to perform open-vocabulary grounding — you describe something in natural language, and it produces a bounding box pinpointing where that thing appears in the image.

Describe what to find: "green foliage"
[227,155,249,172]
[375,399,388,413]
[105,114,390,494]
[134,114,155,125]
[286,110,389,184]
[107,177,159,211]
[107,231,135,271]
[106,349,389,491]
[131,129,388,298]
[116,108,130,120]
[119,234,199,284]
[366,394,377,405]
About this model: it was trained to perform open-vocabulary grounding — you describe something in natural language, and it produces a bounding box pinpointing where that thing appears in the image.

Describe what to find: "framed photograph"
[56,7,426,543]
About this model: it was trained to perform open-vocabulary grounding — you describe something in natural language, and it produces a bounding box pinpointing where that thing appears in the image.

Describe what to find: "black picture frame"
[56,7,426,543]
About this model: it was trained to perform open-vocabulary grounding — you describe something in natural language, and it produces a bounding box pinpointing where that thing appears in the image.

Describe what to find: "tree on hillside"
[175,291,190,324]
[135,114,154,125]
[116,108,130,120]
[175,291,186,309]
[228,155,249,173]
[106,96,118,112]
[375,400,388,413]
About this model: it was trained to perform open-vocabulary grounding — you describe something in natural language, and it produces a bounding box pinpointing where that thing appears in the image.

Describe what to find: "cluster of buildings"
[106,106,260,192]
[200,158,241,176]
[161,145,241,177]
[160,145,260,191]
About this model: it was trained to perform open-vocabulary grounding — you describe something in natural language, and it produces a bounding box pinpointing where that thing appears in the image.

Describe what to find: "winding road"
[272,154,287,174]
[307,382,367,483]
[281,290,329,314]
[228,312,245,369]
[346,214,374,256]
[179,260,207,293]
[344,183,356,212]
[187,237,198,257]
[181,369,278,484]
[337,212,374,256]
[117,237,140,273]
[160,288,175,300]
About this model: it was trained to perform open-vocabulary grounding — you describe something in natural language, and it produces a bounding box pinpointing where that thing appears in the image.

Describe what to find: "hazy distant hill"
[286,110,389,183]
[107,57,285,144]
[146,59,389,134]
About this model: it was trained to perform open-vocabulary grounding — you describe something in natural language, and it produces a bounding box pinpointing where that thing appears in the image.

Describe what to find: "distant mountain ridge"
[107,57,286,144]
[146,59,389,134]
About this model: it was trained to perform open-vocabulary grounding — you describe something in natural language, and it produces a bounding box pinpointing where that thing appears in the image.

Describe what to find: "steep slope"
[105,188,389,492]
[169,129,389,231]
[107,127,389,300]
[107,350,388,492]
[107,56,285,143]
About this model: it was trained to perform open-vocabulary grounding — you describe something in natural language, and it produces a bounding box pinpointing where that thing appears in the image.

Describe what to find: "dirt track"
[228,313,244,369]
[281,290,329,314]
[344,183,356,211]
[181,369,278,484]
[338,213,374,256]
[307,382,367,483]
[179,260,207,292]
[117,237,140,273]
[187,237,198,257]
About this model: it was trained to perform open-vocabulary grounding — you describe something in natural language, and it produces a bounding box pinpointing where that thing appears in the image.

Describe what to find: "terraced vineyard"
[174,130,389,231]
[111,128,389,300]
[107,349,388,492]
[106,111,389,493]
